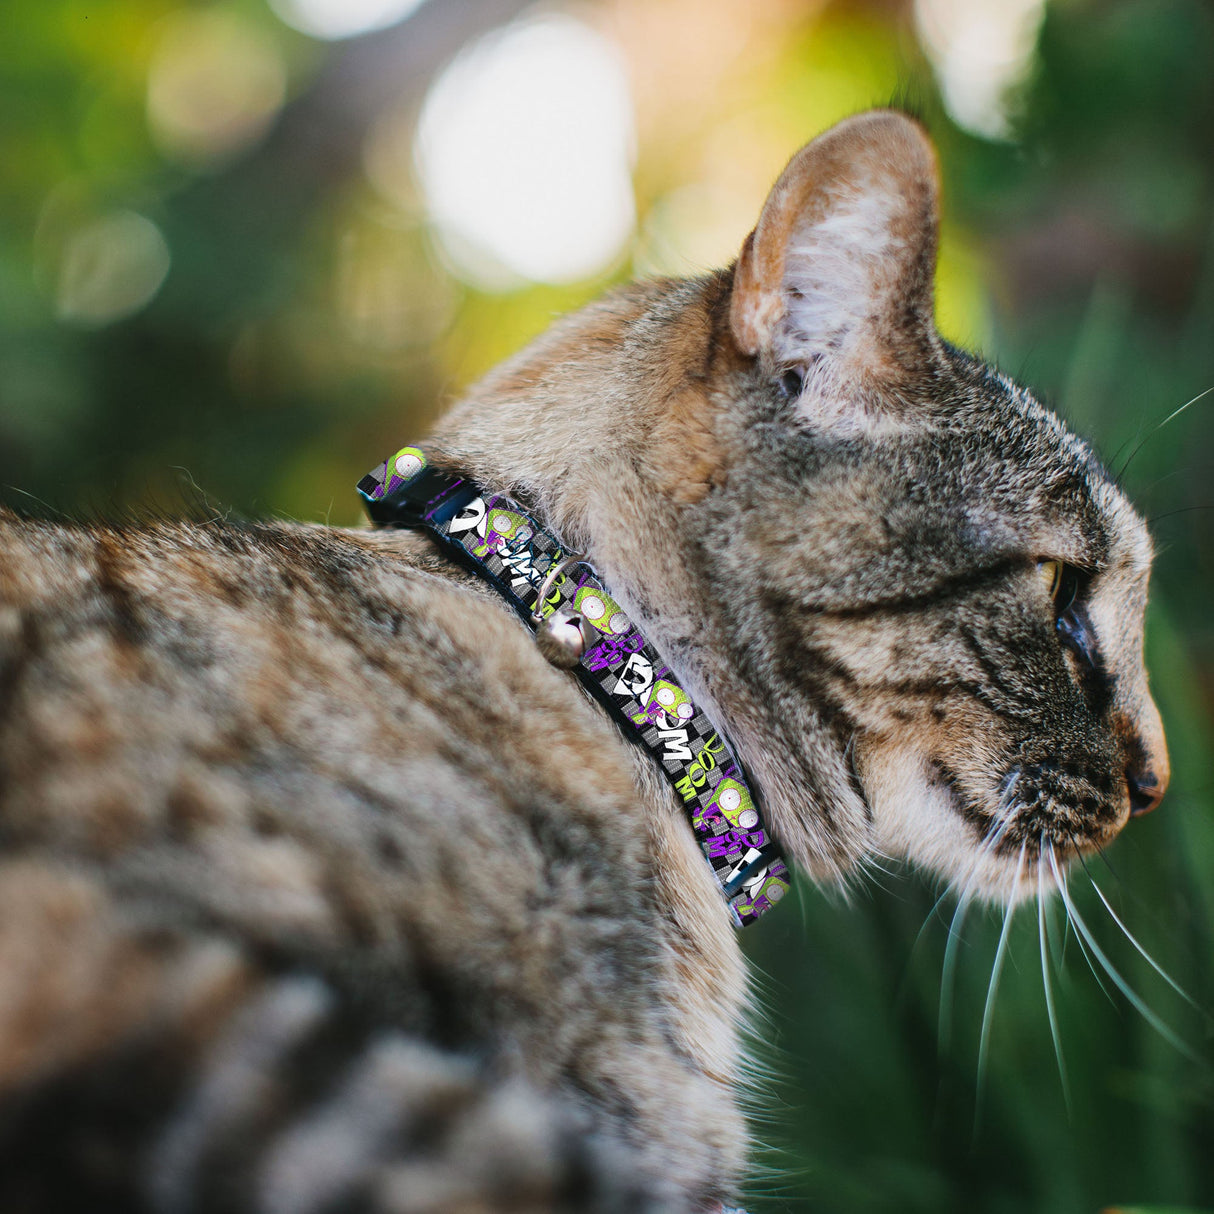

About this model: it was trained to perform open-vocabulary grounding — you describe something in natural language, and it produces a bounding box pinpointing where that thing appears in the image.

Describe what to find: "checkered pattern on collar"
[359,446,791,927]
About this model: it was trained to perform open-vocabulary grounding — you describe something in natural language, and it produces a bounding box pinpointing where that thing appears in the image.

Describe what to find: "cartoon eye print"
[713,778,758,832]
[394,450,424,480]
[640,678,694,726]
[574,586,631,637]
[743,873,787,911]
[478,508,530,554]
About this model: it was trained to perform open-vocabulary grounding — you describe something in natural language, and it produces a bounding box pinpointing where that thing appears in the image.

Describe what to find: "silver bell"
[535,608,594,669]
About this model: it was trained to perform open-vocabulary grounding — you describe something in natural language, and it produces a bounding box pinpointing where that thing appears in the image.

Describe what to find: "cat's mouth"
[862,747,1130,903]
[941,761,1126,854]
[946,758,1131,899]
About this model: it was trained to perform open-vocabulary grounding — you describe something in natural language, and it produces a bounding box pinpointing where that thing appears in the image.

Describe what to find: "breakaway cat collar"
[358,446,791,928]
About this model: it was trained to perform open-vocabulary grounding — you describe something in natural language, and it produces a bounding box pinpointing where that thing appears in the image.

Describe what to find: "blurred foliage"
[2,0,1213,1211]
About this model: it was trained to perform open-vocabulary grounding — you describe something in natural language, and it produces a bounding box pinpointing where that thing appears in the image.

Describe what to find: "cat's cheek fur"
[860,747,1041,904]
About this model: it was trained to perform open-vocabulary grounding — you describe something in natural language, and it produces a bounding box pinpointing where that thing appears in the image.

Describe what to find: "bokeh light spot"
[269,0,426,42]
[414,13,636,290]
[55,210,171,327]
[147,9,287,169]
[915,0,1046,139]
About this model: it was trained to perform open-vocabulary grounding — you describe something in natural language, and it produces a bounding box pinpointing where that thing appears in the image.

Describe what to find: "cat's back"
[0,506,655,959]
[0,508,726,1212]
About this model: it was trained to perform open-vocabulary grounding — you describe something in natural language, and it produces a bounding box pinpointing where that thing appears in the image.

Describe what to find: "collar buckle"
[357,447,469,528]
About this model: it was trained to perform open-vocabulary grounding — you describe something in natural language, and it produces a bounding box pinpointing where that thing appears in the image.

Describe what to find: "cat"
[0,110,1167,1212]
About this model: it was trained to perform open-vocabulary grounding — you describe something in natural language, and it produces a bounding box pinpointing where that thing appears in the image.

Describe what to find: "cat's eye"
[1037,558,1080,613]
[1037,559,1062,599]
[777,368,804,399]
[1040,559,1101,687]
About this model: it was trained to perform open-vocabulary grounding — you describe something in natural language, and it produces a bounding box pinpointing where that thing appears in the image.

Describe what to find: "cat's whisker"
[996,769,1023,821]
[975,845,1024,1123]
[1083,871,1204,1016]
[1037,860,1071,1115]
[1067,914,1117,1007]
[938,893,970,1056]
[1115,382,1214,484]
[1090,841,1121,888]
[1047,848,1198,1061]
[1051,847,1118,1006]
[1147,504,1214,525]
[1131,461,1214,502]
[933,804,1010,929]
[1069,841,1206,1020]
[911,878,963,965]
[1044,876,1070,967]
[938,816,1013,1053]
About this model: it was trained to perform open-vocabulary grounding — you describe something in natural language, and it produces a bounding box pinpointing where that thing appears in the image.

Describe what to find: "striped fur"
[0,112,1164,1209]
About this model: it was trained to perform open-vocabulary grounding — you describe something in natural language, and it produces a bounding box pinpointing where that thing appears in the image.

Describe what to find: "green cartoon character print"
[651,679,694,724]
[692,775,760,838]
[632,677,695,729]
[482,506,530,554]
[712,778,760,832]
[449,501,531,560]
[733,865,790,920]
[573,586,630,638]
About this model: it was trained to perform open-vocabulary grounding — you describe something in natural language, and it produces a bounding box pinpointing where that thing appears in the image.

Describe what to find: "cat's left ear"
[730,110,940,409]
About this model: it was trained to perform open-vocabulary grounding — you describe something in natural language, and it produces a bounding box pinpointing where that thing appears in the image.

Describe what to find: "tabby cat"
[0,111,1166,1212]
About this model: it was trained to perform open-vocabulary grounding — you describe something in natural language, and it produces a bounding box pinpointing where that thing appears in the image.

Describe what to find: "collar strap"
[358,446,791,928]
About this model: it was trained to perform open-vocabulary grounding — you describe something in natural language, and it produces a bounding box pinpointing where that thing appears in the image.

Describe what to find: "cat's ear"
[730,110,939,402]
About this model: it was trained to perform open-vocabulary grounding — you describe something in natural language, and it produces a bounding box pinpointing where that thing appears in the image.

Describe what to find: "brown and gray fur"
[0,113,1167,1211]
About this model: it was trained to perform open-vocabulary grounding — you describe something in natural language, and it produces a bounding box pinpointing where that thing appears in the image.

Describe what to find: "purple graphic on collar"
[360,447,791,928]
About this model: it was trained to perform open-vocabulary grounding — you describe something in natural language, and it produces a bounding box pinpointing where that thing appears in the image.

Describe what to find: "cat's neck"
[427,272,872,882]
[430,274,730,541]
[429,276,730,678]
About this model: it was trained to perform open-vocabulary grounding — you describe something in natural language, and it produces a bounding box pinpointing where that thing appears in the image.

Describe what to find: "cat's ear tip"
[827,107,934,145]
[787,108,940,196]
[729,108,941,369]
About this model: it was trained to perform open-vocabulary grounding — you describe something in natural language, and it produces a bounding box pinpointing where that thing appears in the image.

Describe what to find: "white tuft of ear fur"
[778,200,909,364]
[731,111,940,394]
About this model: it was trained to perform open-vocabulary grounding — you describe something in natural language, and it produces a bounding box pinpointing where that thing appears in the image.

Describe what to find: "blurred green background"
[2,0,1213,1210]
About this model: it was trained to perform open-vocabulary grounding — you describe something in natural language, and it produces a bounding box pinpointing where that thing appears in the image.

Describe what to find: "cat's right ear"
[730,111,940,423]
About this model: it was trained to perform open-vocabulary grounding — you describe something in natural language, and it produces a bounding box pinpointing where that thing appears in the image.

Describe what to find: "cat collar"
[358,446,791,928]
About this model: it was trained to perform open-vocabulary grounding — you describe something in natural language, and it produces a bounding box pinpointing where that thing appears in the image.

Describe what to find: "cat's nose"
[1126,763,1167,816]
[1120,694,1169,818]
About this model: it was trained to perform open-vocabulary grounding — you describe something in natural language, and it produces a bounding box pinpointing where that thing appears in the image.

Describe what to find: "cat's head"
[694,111,1167,901]
[441,110,1166,904]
